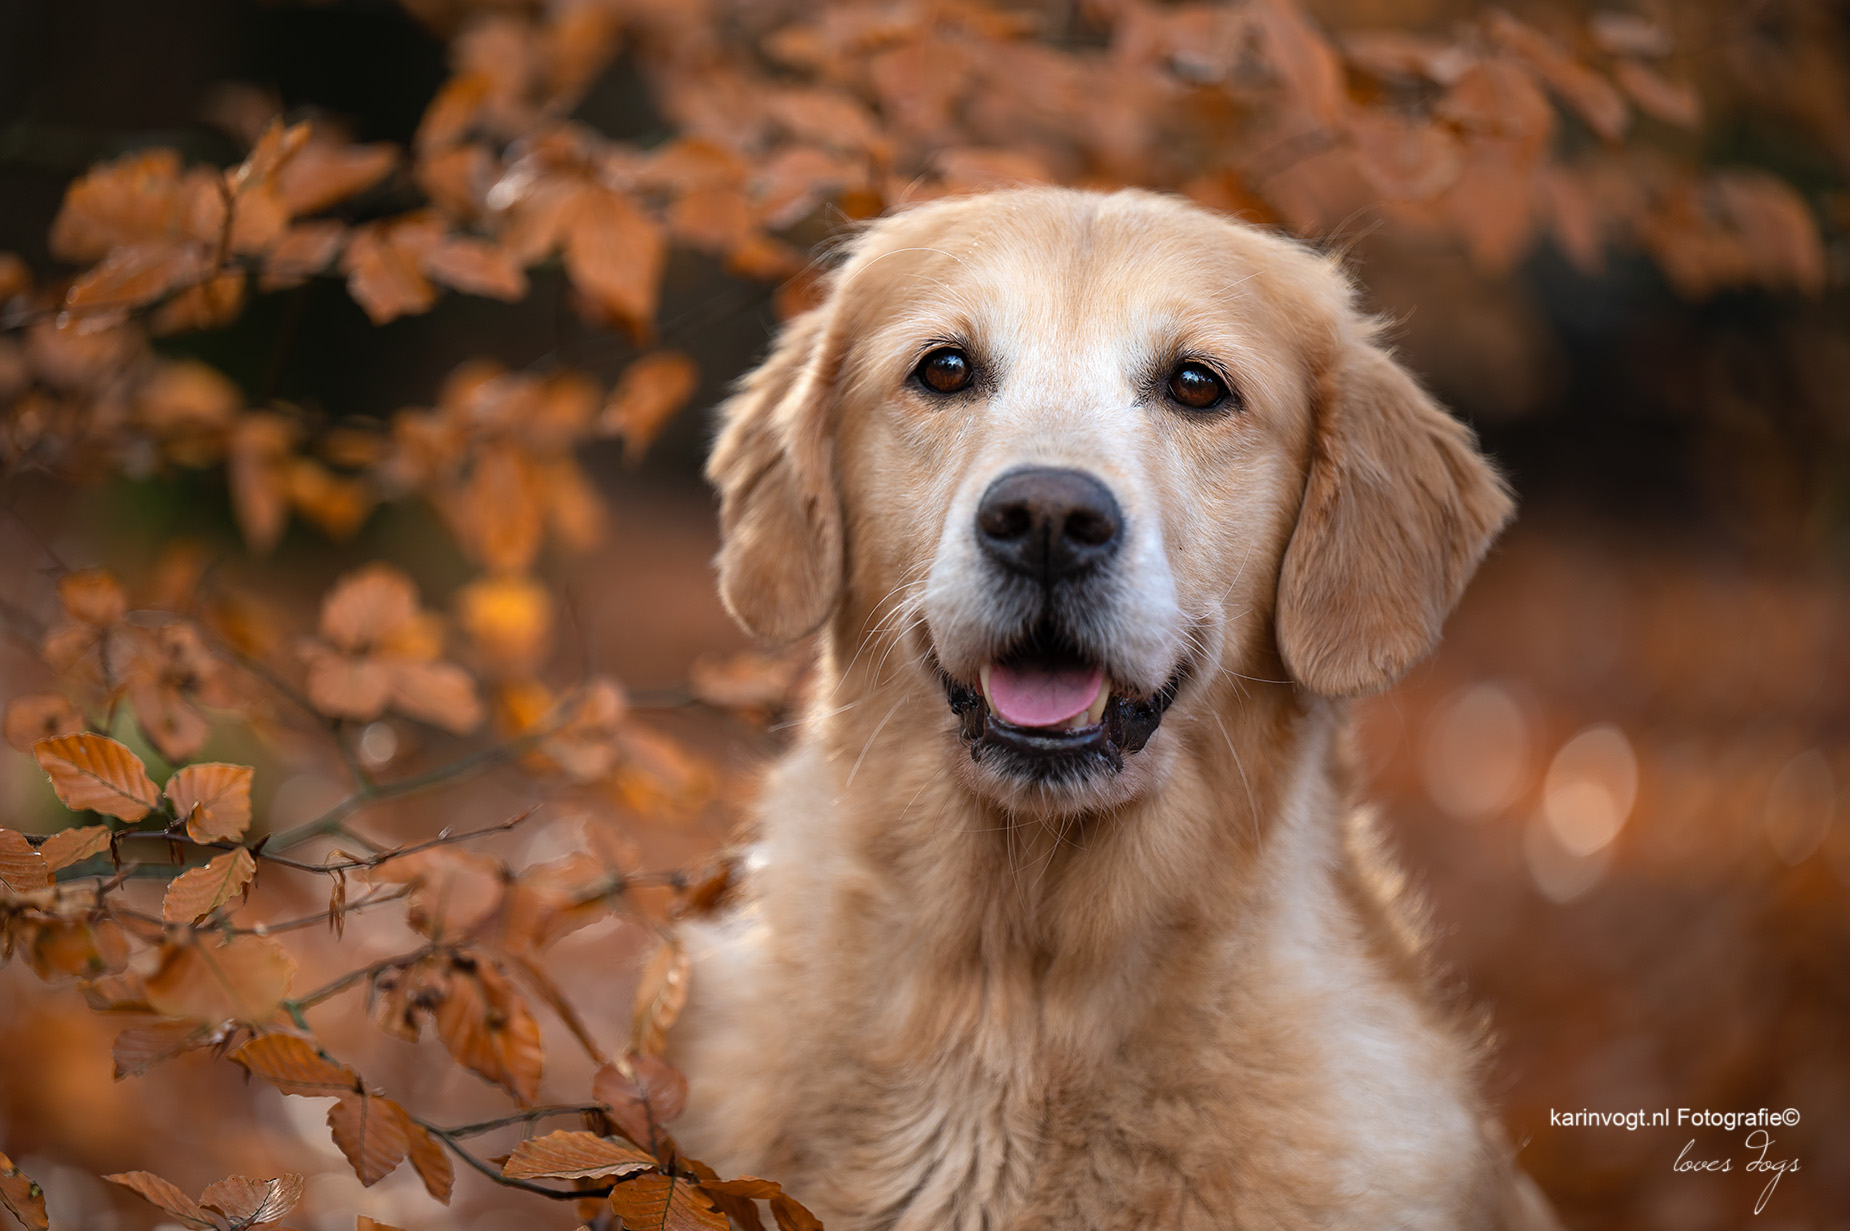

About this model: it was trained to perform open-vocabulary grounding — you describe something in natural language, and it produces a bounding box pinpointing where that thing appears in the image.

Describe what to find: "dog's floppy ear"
[706,302,845,644]
[1275,333,1513,697]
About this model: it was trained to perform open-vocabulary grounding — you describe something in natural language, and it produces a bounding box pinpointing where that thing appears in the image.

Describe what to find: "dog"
[670,187,1557,1230]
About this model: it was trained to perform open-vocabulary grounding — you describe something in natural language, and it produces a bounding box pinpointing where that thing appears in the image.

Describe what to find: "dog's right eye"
[914,347,974,394]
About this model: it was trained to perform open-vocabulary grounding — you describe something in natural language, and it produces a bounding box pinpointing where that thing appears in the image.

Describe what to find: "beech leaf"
[230,1034,360,1095]
[502,1131,656,1181]
[163,847,257,924]
[0,1151,48,1231]
[167,762,256,842]
[32,733,160,821]
[103,1171,217,1230]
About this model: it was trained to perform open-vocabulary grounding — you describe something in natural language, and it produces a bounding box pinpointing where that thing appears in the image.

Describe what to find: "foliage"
[0,0,1841,1228]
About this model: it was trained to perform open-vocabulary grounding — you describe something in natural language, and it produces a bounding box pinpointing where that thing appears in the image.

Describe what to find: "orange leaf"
[384,659,484,734]
[112,1020,214,1079]
[65,242,213,313]
[702,1177,823,1231]
[403,1115,454,1204]
[501,1131,655,1181]
[342,218,441,323]
[1614,59,1700,129]
[357,1218,409,1231]
[601,351,699,461]
[607,1173,727,1231]
[420,236,528,300]
[199,1174,304,1227]
[456,573,554,676]
[3,693,84,753]
[274,140,396,216]
[564,187,664,339]
[630,934,690,1056]
[328,1093,410,1186]
[433,952,543,1103]
[262,221,346,291]
[0,829,52,893]
[0,1153,47,1231]
[167,762,255,842]
[59,569,128,625]
[305,650,393,722]
[229,412,296,554]
[594,1053,688,1151]
[321,562,419,650]
[1251,0,1348,125]
[231,1034,360,1095]
[32,733,160,821]
[103,1171,216,1230]
[150,269,247,335]
[163,848,256,924]
[38,824,111,872]
[145,934,295,1023]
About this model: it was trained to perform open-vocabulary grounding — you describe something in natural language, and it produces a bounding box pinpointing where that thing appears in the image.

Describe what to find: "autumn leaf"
[419,235,528,300]
[594,1053,689,1151]
[356,1218,408,1231]
[631,934,690,1056]
[104,1171,217,1230]
[199,1174,305,1228]
[59,569,128,625]
[600,351,699,461]
[402,1115,455,1204]
[433,951,544,1102]
[166,762,255,842]
[3,693,84,753]
[231,1033,360,1095]
[162,848,257,924]
[501,1131,656,1181]
[145,934,295,1023]
[112,1020,216,1079]
[327,1092,411,1186]
[457,573,554,676]
[608,1173,728,1231]
[342,216,442,323]
[0,1152,47,1231]
[38,824,112,871]
[33,733,160,821]
[0,829,52,893]
[703,1176,824,1231]
[564,187,665,340]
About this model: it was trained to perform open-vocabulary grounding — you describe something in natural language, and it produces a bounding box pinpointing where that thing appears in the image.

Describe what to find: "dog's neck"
[780,651,1343,1058]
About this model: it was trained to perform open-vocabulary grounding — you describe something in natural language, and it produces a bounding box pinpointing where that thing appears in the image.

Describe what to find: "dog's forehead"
[836,191,1336,363]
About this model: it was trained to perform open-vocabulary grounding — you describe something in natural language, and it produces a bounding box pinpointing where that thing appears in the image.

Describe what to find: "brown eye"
[1168,361,1231,411]
[915,347,973,394]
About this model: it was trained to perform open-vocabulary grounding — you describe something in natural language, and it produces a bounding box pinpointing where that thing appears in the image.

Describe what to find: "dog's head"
[709,188,1511,813]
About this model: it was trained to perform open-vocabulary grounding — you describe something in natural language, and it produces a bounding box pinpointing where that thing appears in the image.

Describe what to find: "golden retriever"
[671,187,1556,1230]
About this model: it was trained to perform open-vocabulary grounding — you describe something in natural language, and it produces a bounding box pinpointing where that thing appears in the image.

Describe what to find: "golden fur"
[675,188,1555,1230]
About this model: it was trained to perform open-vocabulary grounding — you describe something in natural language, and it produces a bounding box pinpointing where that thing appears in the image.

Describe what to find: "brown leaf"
[702,1176,822,1231]
[163,847,257,924]
[1252,0,1347,125]
[200,1174,304,1228]
[501,1131,656,1181]
[600,351,698,461]
[370,850,506,938]
[607,1173,727,1231]
[433,951,543,1102]
[630,934,690,1057]
[564,187,665,339]
[321,562,420,651]
[420,236,528,300]
[328,1093,410,1186]
[3,693,84,753]
[59,569,128,625]
[274,140,396,216]
[229,412,296,554]
[356,1218,408,1231]
[342,217,442,323]
[1614,59,1700,129]
[0,829,52,893]
[145,934,295,1023]
[384,659,484,734]
[39,824,112,872]
[305,649,393,722]
[103,1171,217,1230]
[402,1115,454,1204]
[65,241,214,313]
[32,733,160,821]
[231,1034,360,1095]
[112,1020,215,1079]
[0,1151,48,1231]
[1488,12,1628,142]
[457,573,554,676]
[167,762,256,842]
[262,221,346,291]
[594,1053,688,1151]
[150,269,248,335]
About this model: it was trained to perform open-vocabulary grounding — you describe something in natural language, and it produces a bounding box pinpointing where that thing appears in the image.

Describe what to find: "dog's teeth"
[1086,681,1110,726]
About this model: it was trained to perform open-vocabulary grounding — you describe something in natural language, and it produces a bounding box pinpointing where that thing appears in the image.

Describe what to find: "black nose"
[975,466,1123,584]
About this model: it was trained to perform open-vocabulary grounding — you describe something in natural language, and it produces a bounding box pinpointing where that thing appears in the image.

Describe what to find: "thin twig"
[440,1104,606,1138]
[414,1117,613,1200]
[284,946,432,1013]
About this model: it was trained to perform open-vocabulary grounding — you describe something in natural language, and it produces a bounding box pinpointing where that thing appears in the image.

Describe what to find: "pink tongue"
[986,662,1104,728]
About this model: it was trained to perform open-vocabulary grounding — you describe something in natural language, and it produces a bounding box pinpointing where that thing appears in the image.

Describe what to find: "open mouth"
[936,623,1184,783]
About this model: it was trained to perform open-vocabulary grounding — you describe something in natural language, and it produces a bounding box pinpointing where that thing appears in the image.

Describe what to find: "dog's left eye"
[1167,361,1233,411]
[914,347,974,394]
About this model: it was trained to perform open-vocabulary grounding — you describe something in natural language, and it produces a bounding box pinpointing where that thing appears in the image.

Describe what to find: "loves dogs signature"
[1673,1130,1801,1214]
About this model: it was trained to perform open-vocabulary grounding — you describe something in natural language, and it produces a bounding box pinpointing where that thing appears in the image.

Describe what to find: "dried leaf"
[594,1053,688,1150]
[432,951,544,1103]
[112,1020,215,1079]
[0,1152,48,1231]
[501,1131,656,1181]
[456,573,554,676]
[342,217,441,323]
[3,693,84,753]
[564,187,665,339]
[607,1173,728,1231]
[321,563,420,651]
[328,1093,410,1186]
[163,847,257,924]
[275,140,396,216]
[231,1034,360,1095]
[601,351,699,460]
[39,824,112,871]
[65,242,214,313]
[103,1171,216,1230]
[32,733,159,821]
[200,1174,304,1228]
[402,1115,455,1204]
[630,934,690,1056]
[59,570,128,625]
[421,236,528,299]
[167,762,256,842]
[145,934,295,1023]
[703,1177,823,1231]
[1614,59,1700,129]
[0,829,52,893]
[384,659,484,734]
[262,221,346,291]
[356,1218,408,1231]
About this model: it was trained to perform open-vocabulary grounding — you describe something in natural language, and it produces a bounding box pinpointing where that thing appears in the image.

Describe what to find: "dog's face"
[710,189,1511,814]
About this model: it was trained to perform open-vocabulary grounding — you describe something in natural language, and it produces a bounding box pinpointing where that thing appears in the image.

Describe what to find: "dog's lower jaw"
[941,664,1187,787]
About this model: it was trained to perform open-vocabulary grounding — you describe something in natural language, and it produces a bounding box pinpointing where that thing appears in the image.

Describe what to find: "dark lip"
[933,651,1186,784]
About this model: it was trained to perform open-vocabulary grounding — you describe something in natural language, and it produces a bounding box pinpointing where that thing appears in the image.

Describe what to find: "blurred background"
[0,0,1846,1228]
